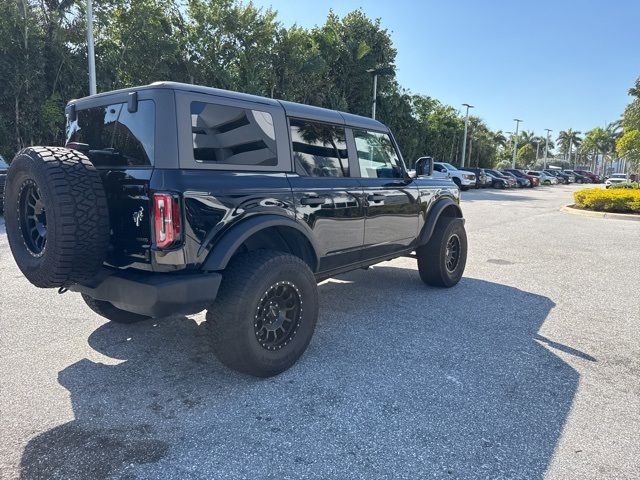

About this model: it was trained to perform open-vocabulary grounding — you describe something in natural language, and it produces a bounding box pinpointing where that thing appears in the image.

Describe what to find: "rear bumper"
[70,269,222,318]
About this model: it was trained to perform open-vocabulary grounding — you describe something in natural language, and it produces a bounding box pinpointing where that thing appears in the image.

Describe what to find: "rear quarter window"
[191,101,277,166]
[66,100,155,168]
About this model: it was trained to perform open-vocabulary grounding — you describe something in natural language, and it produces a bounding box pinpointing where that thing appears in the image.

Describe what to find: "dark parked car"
[484,169,517,188]
[484,170,510,188]
[564,170,590,183]
[0,155,7,213]
[503,169,539,187]
[3,81,469,377]
[462,167,492,188]
[500,170,530,188]
[575,170,601,183]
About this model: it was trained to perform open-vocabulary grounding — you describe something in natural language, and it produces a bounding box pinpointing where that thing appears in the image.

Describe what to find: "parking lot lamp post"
[461,103,474,168]
[366,69,378,119]
[543,129,552,170]
[512,119,522,168]
[87,0,97,95]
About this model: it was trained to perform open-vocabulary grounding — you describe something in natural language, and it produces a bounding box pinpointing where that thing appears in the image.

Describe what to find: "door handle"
[367,194,386,203]
[300,195,326,206]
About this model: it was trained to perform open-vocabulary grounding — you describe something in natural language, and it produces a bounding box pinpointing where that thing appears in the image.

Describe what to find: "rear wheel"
[82,294,150,324]
[206,250,319,377]
[417,217,467,288]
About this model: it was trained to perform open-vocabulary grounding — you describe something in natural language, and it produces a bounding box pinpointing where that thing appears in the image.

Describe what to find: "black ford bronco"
[4,82,467,377]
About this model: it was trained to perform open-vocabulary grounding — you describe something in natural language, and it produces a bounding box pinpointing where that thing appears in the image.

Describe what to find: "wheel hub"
[18,181,47,256]
[254,281,302,351]
[445,234,460,272]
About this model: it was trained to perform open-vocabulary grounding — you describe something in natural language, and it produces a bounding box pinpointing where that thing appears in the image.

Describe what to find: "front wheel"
[417,217,467,288]
[206,250,319,377]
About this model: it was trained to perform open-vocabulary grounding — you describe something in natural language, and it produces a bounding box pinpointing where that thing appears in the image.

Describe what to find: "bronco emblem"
[132,206,144,227]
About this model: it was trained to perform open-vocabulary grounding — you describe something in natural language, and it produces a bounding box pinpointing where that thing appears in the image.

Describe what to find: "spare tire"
[5,146,110,288]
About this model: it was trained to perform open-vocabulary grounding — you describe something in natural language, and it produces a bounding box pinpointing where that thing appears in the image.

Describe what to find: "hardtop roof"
[68,81,388,132]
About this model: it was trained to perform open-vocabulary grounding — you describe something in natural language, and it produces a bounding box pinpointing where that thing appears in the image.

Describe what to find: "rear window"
[66,100,155,168]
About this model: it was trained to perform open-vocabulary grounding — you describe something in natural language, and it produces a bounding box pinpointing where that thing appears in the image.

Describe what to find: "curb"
[560,205,640,222]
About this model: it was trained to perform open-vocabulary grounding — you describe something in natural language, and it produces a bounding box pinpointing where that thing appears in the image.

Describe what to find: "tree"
[517,144,535,167]
[557,129,582,166]
[616,129,640,174]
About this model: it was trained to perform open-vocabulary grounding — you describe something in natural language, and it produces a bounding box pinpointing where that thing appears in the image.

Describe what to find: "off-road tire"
[206,250,319,377]
[417,217,467,288]
[82,294,150,324]
[4,147,110,288]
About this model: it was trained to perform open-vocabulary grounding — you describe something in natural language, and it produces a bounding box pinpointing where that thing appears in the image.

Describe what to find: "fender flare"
[416,198,464,247]
[202,214,320,272]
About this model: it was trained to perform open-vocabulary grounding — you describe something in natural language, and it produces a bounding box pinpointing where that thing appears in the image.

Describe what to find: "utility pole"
[87,0,97,95]
[512,119,522,168]
[543,129,552,170]
[461,103,474,168]
[370,72,377,119]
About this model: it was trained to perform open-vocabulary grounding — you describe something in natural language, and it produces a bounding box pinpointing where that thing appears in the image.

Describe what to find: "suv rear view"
[3,82,469,377]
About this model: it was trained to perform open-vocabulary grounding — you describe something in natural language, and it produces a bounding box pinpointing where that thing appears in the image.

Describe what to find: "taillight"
[153,193,182,249]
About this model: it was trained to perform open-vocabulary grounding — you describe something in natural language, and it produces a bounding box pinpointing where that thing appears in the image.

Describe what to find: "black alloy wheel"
[445,234,461,273]
[254,281,303,351]
[18,180,47,256]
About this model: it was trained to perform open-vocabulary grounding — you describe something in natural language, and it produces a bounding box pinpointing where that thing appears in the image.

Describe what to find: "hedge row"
[573,188,640,213]
[608,182,640,189]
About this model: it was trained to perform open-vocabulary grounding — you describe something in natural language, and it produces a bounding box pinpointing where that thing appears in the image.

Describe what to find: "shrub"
[608,182,640,189]
[573,188,640,213]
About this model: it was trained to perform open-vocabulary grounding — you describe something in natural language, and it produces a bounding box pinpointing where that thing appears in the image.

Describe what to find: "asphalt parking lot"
[1,184,639,480]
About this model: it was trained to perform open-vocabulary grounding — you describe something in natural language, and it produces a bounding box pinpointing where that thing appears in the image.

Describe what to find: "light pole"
[543,128,552,170]
[511,119,522,168]
[461,103,474,168]
[87,0,97,95]
[366,68,378,119]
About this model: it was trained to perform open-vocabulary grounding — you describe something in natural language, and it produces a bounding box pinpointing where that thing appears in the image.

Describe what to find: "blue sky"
[252,0,640,138]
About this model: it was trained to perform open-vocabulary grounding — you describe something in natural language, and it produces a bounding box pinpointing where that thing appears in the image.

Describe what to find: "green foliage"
[517,144,535,167]
[573,188,640,213]
[608,182,639,189]
[616,129,640,173]
[494,159,512,170]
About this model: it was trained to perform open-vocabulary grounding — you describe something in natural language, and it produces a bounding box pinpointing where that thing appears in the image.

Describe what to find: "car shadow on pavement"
[20,267,581,479]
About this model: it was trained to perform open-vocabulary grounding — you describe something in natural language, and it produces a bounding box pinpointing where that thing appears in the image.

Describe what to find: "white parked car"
[605,173,629,188]
[433,162,476,191]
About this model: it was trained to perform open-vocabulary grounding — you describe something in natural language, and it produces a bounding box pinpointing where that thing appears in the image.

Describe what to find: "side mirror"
[415,156,434,177]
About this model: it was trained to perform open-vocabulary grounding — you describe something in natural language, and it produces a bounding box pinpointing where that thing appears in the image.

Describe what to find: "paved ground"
[1,184,639,479]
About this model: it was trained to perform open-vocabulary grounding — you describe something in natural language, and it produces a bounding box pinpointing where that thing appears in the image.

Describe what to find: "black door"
[287,119,365,272]
[351,128,419,259]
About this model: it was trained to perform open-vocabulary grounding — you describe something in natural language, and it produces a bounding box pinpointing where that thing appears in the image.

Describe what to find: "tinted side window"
[354,130,403,179]
[289,119,349,177]
[66,100,155,167]
[191,101,277,166]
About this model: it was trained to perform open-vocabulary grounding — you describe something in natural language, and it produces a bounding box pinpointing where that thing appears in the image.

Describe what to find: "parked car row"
[421,159,606,191]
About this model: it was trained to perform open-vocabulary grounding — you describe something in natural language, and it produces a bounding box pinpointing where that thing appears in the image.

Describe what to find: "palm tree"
[493,130,508,149]
[581,123,621,174]
[557,129,582,166]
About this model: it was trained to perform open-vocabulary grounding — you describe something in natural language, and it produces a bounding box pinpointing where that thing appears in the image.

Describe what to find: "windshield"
[0,157,8,169]
[611,174,626,178]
